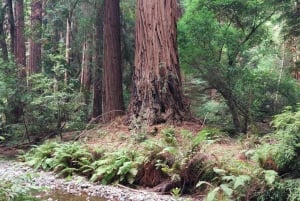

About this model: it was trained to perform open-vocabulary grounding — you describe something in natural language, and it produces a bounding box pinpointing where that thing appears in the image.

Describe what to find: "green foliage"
[22,141,59,170]
[90,149,144,185]
[52,142,93,177]
[197,163,278,201]
[23,141,93,177]
[178,0,298,133]
[197,100,230,125]
[142,128,206,186]
[23,72,85,139]
[253,105,300,173]
[0,59,24,140]
[0,174,41,201]
[256,179,300,201]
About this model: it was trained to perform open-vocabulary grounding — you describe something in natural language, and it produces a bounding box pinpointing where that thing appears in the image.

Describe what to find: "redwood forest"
[0,0,300,200]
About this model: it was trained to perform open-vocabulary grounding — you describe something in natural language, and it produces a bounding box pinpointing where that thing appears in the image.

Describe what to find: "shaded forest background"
[0,0,299,142]
[0,1,300,200]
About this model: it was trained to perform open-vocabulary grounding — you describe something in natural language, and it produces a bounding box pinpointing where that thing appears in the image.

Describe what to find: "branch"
[241,9,276,45]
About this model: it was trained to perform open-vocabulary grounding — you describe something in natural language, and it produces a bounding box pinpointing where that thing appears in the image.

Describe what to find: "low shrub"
[90,148,144,184]
[255,179,300,201]
[253,106,300,174]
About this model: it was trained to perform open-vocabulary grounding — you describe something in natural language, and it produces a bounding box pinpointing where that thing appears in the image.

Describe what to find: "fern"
[52,142,93,177]
[90,149,143,184]
[22,141,59,170]
[254,105,300,173]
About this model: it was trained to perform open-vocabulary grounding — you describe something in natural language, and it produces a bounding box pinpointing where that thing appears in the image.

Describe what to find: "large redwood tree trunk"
[128,0,190,125]
[102,0,124,122]
[28,0,42,74]
[14,0,26,76]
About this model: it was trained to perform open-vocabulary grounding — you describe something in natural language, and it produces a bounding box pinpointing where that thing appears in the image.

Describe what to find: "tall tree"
[14,0,26,76]
[92,0,104,118]
[5,0,14,55]
[28,0,42,74]
[80,1,93,107]
[0,5,8,61]
[128,0,190,125]
[102,0,124,122]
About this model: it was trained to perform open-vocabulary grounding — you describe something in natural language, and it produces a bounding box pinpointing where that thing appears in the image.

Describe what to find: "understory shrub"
[0,175,41,201]
[90,148,144,184]
[23,141,93,177]
[253,105,300,174]
[256,179,300,201]
[197,159,278,201]
[136,128,214,193]
[22,141,59,170]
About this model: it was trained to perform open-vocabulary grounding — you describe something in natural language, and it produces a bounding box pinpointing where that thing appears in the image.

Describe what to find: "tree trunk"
[6,0,14,54]
[80,39,92,104]
[92,0,104,118]
[0,7,8,61]
[102,0,124,122]
[127,0,190,125]
[65,17,71,81]
[28,0,42,74]
[14,0,26,77]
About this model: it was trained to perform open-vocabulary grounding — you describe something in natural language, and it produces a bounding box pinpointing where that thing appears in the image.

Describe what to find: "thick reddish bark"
[103,0,124,122]
[14,0,26,76]
[92,1,104,118]
[28,0,42,74]
[128,0,190,125]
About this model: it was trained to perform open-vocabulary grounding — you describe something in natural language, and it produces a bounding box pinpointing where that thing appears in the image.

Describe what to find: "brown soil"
[75,116,204,152]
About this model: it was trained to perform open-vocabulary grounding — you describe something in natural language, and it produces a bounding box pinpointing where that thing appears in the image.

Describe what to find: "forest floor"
[0,116,255,201]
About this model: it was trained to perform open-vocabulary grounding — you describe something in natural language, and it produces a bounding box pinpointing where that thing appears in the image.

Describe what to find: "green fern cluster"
[257,179,300,201]
[22,141,59,170]
[52,142,93,177]
[90,149,144,185]
[141,128,207,188]
[197,163,278,201]
[23,141,93,177]
[253,106,300,173]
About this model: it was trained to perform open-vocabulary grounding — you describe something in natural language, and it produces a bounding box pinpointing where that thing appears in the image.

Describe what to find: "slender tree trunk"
[14,0,26,77]
[28,0,42,74]
[65,17,71,81]
[6,0,14,54]
[80,39,92,104]
[92,0,104,118]
[103,0,124,122]
[127,0,190,125]
[0,8,8,61]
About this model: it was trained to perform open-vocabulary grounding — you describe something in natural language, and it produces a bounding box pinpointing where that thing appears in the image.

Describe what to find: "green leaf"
[263,170,278,185]
[213,167,226,175]
[233,175,251,189]
[220,184,233,197]
[206,187,220,201]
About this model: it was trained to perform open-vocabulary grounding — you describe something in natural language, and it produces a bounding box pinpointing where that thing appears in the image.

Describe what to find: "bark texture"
[0,6,8,61]
[6,0,14,54]
[128,0,190,125]
[14,0,26,76]
[28,0,42,74]
[103,0,124,122]
[80,40,92,104]
[92,1,104,118]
